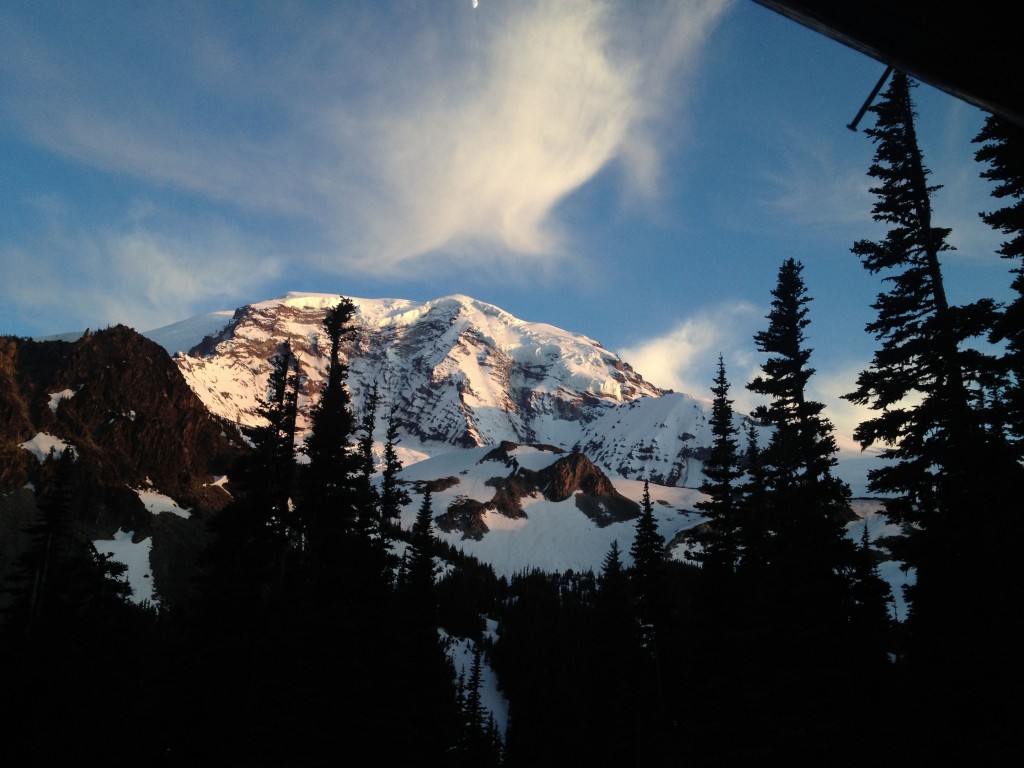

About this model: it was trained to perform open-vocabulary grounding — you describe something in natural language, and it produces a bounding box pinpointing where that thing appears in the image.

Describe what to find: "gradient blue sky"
[0,0,1013,450]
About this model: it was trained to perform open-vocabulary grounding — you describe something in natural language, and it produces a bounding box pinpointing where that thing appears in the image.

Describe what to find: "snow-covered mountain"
[164,292,747,487]
[143,293,902,598]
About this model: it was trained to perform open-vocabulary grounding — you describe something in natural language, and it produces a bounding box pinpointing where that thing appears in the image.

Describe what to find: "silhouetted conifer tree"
[694,355,743,574]
[201,342,303,608]
[628,478,667,725]
[404,489,438,624]
[593,539,640,761]
[735,418,768,571]
[300,298,363,575]
[629,480,665,630]
[630,481,665,588]
[240,341,300,535]
[975,113,1024,453]
[599,539,625,589]
[735,258,875,755]
[847,71,1024,759]
[849,521,895,666]
[455,644,502,766]
[747,258,855,602]
[845,72,1006,523]
[356,381,382,535]
[380,407,411,535]
[466,644,485,737]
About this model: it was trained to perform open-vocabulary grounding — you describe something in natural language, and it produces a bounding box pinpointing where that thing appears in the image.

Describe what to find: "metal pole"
[847,65,894,132]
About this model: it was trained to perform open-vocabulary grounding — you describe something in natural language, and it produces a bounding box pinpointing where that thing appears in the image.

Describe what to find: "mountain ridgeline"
[173,293,732,487]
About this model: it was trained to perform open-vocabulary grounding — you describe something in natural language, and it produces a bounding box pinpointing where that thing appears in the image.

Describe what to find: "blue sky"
[0,0,1013,452]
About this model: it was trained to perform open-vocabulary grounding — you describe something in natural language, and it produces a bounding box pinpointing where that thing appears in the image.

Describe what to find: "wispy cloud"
[617,299,760,410]
[1,0,731,283]
[0,213,281,334]
[759,130,875,233]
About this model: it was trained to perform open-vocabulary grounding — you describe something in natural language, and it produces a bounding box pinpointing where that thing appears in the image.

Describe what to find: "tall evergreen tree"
[735,418,768,572]
[844,70,1020,601]
[356,382,382,534]
[354,382,390,582]
[599,539,625,590]
[458,644,502,767]
[629,480,665,607]
[300,298,363,568]
[734,258,888,756]
[379,408,411,535]
[593,538,640,759]
[629,479,666,674]
[974,113,1024,453]
[847,71,1023,758]
[242,341,300,539]
[746,258,854,598]
[694,355,743,573]
[199,341,303,606]
[404,489,438,622]
[844,72,1004,521]
[848,521,895,669]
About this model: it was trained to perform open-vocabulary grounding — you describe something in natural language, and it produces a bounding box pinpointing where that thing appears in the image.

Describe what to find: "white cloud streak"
[617,300,760,409]
[0,216,281,334]
[1,0,731,281]
[759,131,875,231]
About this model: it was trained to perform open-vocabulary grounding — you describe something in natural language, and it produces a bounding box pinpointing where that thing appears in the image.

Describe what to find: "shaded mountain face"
[174,293,743,486]
[0,326,245,535]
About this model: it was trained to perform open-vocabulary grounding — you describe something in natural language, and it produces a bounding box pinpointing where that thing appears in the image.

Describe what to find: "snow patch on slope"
[94,529,153,605]
[445,631,509,736]
[47,389,76,413]
[19,432,75,462]
[134,487,192,519]
[394,447,706,578]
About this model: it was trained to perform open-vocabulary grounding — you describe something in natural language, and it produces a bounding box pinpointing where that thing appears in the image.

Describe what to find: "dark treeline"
[1,71,1022,766]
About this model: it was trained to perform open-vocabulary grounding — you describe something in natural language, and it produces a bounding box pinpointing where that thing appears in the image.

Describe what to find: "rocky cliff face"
[0,326,246,537]
[432,441,640,540]
[0,338,35,487]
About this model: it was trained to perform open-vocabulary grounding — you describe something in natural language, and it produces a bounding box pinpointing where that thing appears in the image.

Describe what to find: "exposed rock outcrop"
[435,443,639,539]
[0,327,247,602]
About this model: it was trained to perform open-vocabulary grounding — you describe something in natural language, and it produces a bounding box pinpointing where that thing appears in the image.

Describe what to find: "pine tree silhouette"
[848,71,1024,760]
[747,258,855,607]
[975,113,1024,454]
[694,355,743,574]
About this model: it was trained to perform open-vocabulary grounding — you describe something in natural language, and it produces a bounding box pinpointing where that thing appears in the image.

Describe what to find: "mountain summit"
[168,292,737,487]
